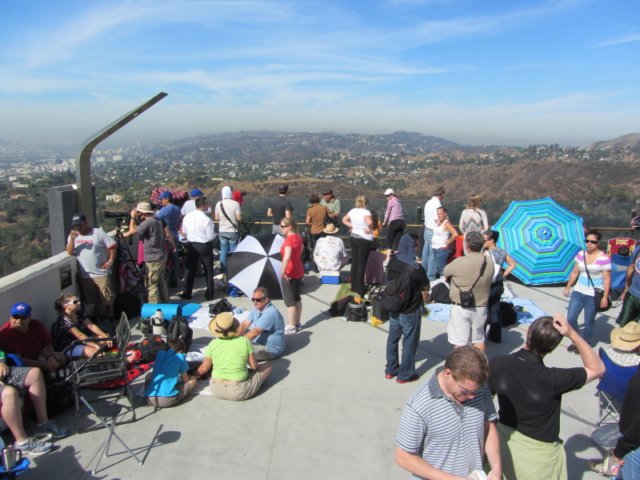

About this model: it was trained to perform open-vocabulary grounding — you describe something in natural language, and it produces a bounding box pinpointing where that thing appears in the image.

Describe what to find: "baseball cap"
[190,188,203,197]
[159,191,173,200]
[71,213,86,225]
[384,188,395,196]
[136,202,155,214]
[11,302,32,318]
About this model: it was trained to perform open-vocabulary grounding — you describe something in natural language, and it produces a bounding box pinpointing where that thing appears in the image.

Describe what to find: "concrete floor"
[24,274,620,479]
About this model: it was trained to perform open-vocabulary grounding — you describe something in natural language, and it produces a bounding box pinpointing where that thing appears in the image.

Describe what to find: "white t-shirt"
[431,220,452,249]
[215,199,242,233]
[424,196,441,229]
[347,208,373,241]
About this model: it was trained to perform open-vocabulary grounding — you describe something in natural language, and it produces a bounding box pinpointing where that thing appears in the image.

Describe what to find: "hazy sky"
[1,0,639,146]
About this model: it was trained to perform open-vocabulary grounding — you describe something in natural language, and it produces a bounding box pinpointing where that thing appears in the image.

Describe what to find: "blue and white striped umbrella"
[493,197,584,285]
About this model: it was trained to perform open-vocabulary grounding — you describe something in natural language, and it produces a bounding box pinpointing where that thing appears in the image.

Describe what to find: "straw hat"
[610,322,640,352]
[208,312,239,338]
[323,224,339,235]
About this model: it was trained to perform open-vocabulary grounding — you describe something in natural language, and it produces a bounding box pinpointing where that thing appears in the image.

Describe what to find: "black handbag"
[583,251,612,312]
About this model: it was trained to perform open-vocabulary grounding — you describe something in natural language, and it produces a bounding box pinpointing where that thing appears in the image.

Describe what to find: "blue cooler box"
[321,271,340,284]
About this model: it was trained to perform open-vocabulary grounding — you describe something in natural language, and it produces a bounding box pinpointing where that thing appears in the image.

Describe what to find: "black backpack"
[166,315,193,351]
[380,263,414,313]
[139,335,168,363]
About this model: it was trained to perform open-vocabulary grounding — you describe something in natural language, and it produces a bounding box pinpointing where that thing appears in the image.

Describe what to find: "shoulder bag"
[583,251,611,312]
[220,201,249,240]
[451,257,487,308]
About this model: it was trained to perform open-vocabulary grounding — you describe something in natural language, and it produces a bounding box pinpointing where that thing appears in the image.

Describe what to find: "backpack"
[430,282,451,304]
[380,265,414,313]
[166,315,193,351]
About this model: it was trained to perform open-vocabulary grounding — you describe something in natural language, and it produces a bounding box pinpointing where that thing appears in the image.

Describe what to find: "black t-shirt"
[269,196,294,225]
[386,257,429,314]
[489,348,587,443]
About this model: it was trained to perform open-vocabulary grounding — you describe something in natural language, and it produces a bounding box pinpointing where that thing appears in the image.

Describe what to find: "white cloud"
[597,32,640,47]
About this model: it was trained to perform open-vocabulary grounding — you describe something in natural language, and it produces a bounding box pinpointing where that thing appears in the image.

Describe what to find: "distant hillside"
[591,133,640,151]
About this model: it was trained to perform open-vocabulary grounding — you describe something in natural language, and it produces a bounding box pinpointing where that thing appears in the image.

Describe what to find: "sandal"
[588,453,622,477]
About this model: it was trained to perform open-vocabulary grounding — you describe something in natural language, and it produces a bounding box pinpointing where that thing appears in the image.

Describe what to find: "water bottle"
[152,309,166,336]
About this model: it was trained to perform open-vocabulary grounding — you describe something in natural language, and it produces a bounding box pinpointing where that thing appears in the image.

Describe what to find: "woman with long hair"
[482,229,517,343]
[51,293,112,358]
[342,195,373,297]
[563,229,612,347]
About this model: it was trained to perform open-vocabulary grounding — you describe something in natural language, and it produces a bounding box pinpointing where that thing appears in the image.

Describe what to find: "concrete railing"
[0,251,79,329]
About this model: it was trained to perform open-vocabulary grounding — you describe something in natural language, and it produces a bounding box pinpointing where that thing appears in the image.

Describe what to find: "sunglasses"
[12,315,28,321]
[65,299,81,306]
[280,224,288,228]
[455,380,479,397]
[585,239,599,244]
[251,297,266,303]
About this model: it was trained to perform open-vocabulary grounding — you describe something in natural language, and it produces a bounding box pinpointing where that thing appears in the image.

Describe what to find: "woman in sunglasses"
[52,294,113,358]
[563,230,611,347]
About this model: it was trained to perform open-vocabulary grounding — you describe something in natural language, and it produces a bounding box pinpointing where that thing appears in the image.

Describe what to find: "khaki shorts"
[80,276,115,311]
[447,304,487,346]
[210,370,268,401]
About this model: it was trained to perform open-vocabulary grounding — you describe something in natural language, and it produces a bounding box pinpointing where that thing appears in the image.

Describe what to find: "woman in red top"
[280,217,304,334]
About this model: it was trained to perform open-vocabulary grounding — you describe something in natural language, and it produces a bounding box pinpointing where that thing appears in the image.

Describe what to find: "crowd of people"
[3,183,639,480]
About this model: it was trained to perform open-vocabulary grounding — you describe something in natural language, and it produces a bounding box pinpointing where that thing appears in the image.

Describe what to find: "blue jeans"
[433,248,450,278]
[567,290,596,344]
[385,309,421,381]
[219,232,239,274]
[622,447,640,479]
[421,229,436,280]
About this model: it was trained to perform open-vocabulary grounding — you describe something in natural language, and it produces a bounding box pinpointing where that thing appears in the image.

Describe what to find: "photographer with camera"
[66,213,117,319]
[126,202,175,304]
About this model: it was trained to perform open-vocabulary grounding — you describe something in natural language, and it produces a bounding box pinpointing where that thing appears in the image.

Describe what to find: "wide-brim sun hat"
[209,312,239,338]
[136,202,154,214]
[610,322,640,351]
[323,224,339,235]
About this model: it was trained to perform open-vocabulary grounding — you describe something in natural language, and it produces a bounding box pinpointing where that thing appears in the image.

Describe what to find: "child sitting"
[145,338,197,408]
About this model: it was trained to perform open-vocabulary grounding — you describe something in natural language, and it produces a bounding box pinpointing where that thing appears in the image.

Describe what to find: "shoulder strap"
[583,250,595,288]
[220,201,240,232]
[451,257,487,291]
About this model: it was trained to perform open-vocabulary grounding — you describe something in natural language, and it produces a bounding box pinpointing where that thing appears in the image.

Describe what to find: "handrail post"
[76,92,168,226]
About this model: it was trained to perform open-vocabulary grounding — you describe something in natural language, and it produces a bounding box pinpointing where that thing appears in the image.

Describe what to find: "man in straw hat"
[126,202,175,304]
[313,223,349,272]
[195,312,272,401]
[605,321,640,367]
[588,324,640,477]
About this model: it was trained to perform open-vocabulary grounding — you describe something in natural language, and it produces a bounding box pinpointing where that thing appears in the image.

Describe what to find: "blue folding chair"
[596,348,639,426]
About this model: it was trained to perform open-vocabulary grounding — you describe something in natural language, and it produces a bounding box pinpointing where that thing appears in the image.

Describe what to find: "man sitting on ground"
[489,314,605,480]
[0,348,69,455]
[605,321,640,367]
[0,303,66,372]
[239,287,285,361]
[313,224,349,272]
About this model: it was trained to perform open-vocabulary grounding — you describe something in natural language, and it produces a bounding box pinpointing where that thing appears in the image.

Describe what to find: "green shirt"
[204,337,254,381]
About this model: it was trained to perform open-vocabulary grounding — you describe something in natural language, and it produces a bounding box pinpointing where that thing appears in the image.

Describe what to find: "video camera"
[103,210,132,231]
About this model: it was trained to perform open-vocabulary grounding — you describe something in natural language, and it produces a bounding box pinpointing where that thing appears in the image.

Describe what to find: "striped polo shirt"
[396,368,497,478]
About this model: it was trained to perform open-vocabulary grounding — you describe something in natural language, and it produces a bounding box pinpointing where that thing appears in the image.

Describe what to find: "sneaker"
[295,324,302,333]
[284,325,297,335]
[37,420,70,440]
[588,453,623,477]
[17,437,53,456]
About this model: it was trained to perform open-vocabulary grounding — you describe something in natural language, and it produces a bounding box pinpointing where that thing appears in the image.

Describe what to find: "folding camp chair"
[596,348,639,426]
[66,312,143,473]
